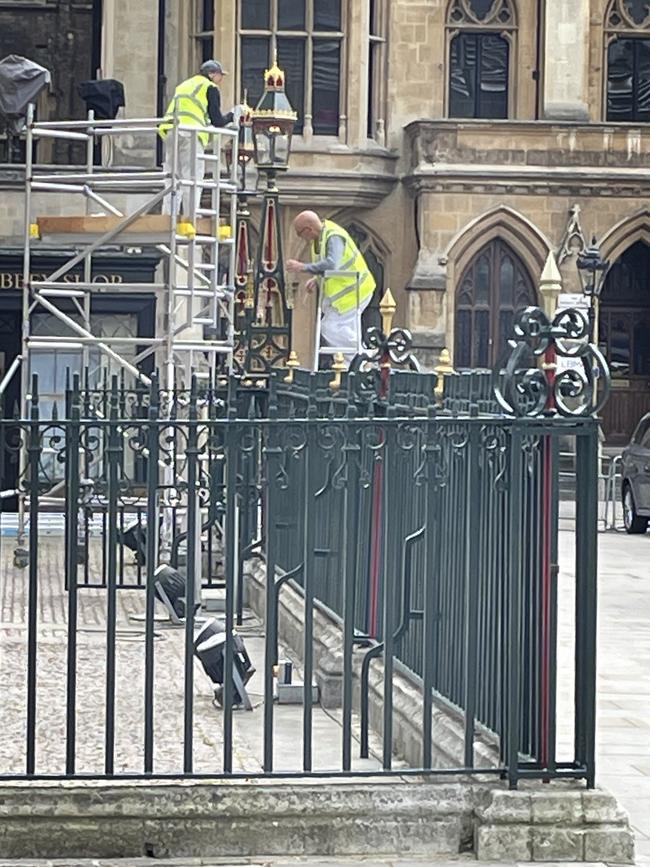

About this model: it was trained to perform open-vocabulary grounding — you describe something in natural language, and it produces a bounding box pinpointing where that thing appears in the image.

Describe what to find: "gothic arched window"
[606,0,650,122]
[446,0,516,119]
[455,239,536,368]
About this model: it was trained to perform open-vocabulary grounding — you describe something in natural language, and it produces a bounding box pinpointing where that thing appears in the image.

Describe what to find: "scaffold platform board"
[35,214,217,245]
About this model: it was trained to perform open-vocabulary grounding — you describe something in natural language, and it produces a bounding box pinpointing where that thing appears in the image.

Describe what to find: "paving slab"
[557,529,650,866]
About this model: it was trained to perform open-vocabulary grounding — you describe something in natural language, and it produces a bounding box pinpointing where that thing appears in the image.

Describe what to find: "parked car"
[621,412,650,534]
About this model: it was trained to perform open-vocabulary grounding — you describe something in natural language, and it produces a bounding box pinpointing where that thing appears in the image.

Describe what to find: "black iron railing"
[0,306,605,785]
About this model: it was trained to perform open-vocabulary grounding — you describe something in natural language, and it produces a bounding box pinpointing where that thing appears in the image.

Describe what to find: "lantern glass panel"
[254,129,271,166]
[272,130,290,166]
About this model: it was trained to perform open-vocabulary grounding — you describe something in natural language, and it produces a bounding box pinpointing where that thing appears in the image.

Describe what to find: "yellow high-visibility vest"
[312,220,376,314]
[158,75,211,147]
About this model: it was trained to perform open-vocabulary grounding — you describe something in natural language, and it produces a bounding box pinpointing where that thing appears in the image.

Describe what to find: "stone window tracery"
[446,0,517,119]
[605,0,650,121]
[607,0,650,29]
[448,0,515,28]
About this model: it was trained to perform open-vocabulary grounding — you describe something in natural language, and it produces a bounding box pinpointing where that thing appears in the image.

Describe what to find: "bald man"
[287,211,376,361]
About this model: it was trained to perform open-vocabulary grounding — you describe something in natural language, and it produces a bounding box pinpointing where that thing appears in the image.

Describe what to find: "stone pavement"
[587,531,650,866]
[0,537,387,776]
[555,528,650,867]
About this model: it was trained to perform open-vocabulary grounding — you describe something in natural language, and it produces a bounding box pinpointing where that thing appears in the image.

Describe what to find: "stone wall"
[1,0,647,373]
[100,0,158,166]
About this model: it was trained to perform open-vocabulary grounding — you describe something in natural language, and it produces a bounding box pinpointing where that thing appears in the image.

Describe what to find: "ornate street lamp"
[233,56,297,374]
[250,57,296,174]
[576,236,609,344]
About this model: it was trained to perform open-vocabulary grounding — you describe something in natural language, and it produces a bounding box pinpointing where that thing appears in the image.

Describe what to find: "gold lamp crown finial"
[264,49,285,90]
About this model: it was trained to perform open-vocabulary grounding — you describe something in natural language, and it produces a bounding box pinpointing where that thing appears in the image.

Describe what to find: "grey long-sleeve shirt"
[304,234,345,274]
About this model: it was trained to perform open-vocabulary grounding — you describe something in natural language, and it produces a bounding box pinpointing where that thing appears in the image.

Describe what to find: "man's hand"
[305,277,318,294]
[286,258,305,273]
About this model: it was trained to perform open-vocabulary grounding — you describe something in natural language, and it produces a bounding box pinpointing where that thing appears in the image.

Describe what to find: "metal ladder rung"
[182,180,237,193]
[176,235,235,246]
[173,342,231,352]
[196,208,218,216]
[176,234,217,245]
[195,263,216,271]
[192,317,216,325]
[174,289,219,298]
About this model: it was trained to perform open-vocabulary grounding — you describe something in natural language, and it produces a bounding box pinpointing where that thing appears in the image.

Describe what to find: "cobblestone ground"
[0,536,384,777]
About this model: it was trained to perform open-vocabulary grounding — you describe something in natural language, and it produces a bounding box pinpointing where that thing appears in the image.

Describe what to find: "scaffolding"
[11,105,239,554]
[21,105,238,393]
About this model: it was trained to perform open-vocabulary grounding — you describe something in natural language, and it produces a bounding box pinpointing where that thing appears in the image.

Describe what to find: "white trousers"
[320,295,371,364]
[162,132,205,217]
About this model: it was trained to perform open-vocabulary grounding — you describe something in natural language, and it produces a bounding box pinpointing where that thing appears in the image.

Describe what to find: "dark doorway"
[345,223,385,335]
[599,240,650,444]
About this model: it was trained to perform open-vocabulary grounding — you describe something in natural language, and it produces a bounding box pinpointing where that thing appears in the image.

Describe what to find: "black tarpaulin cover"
[78,79,125,120]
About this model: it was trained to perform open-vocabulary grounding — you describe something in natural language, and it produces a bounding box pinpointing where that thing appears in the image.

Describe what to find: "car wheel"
[623,485,648,534]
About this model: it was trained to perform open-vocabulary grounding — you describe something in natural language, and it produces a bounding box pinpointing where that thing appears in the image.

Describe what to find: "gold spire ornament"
[283,350,300,384]
[329,352,347,391]
[434,348,455,401]
[379,288,397,336]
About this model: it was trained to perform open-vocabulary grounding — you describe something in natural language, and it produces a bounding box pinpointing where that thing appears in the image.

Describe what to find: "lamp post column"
[247,54,297,373]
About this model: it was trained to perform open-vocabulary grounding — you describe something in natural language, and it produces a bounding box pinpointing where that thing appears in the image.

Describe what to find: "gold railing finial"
[329,352,346,391]
[283,350,300,384]
[434,347,455,401]
[379,287,397,336]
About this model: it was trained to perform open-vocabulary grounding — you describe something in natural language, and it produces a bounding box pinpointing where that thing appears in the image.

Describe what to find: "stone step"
[0,780,634,863]
[0,781,469,861]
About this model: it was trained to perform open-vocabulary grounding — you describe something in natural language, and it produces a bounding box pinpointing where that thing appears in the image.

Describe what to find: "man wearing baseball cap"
[159,60,240,215]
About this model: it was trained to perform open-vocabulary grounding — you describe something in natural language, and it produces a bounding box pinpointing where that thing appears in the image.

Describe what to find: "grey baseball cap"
[200,59,228,76]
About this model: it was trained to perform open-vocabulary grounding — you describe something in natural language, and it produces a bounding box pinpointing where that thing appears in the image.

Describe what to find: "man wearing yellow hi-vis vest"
[159,60,241,216]
[287,211,376,362]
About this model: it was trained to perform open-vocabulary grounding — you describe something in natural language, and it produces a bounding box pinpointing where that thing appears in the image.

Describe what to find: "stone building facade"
[1,0,650,441]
